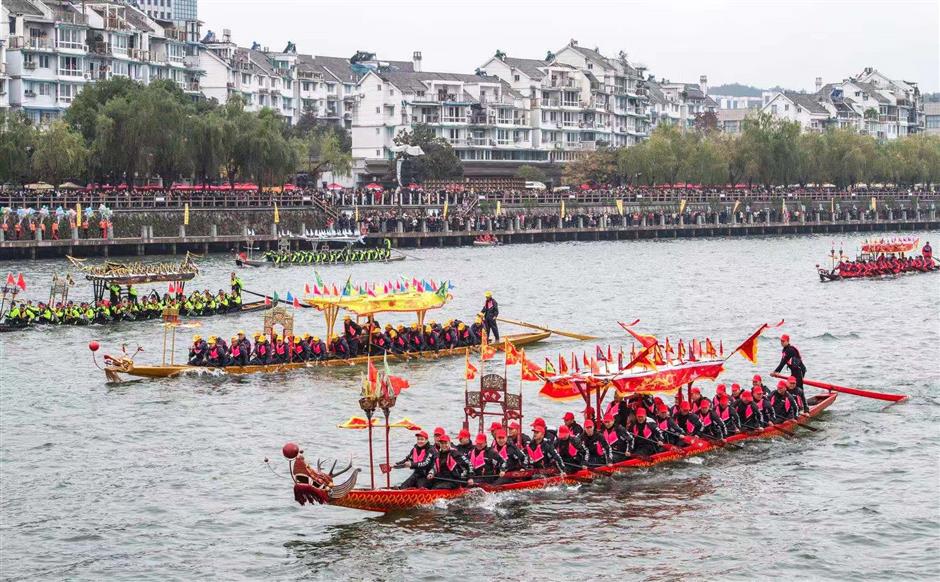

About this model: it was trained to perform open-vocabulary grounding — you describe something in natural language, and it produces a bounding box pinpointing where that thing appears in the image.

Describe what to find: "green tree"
[0,110,36,185]
[31,120,88,185]
[296,130,353,181]
[188,111,225,187]
[515,164,547,182]
[394,124,463,181]
[64,77,141,143]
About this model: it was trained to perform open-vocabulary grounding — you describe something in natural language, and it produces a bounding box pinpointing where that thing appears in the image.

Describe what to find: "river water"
[1,232,938,581]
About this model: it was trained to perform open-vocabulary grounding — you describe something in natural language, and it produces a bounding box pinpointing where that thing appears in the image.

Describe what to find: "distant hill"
[709,83,763,97]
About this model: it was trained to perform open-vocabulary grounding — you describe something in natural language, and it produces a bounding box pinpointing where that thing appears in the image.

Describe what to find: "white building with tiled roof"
[4,0,202,125]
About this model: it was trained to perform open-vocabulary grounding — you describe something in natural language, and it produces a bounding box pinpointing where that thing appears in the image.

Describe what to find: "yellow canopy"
[305,288,450,316]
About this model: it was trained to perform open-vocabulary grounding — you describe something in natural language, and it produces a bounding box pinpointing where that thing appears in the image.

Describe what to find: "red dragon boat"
[288,393,838,513]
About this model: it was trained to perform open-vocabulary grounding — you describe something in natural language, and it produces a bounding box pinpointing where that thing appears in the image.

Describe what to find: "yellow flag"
[615,199,624,215]
[354,205,359,222]
[183,202,190,226]
[679,199,687,214]
[561,199,566,218]
[76,203,82,226]
[870,196,877,212]
[495,200,501,216]
[273,202,280,224]
[732,200,740,215]
[443,199,449,219]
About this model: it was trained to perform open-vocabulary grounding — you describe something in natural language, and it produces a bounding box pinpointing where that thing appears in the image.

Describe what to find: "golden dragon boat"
[98,278,566,381]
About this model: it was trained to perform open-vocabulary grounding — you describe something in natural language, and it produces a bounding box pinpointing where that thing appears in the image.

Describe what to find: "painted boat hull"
[320,393,838,513]
[106,331,550,379]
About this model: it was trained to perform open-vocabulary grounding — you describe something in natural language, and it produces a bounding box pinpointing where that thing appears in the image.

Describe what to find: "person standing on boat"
[582,420,612,467]
[773,334,806,394]
[601,413,632,461]
[397,431,438,489]
[343,316,364,356]
[230,272,243,297]
[428,435,469,490]
[481,292,499,341]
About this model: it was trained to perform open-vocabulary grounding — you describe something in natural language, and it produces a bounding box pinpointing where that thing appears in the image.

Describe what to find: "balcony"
[562,101,579,108]
[129,48,150,61]
[164,29,188,43]
[441,116,467,124]
[54,11,88,26]
[23,37,55,51]
[57,40,87,52]
[59,68,84,78]
[24,90,36,98]
[467,137,487,146]
[24,61,38,71]
[414,116,440,124]
[105,17,131,31]
[90,42,112,56]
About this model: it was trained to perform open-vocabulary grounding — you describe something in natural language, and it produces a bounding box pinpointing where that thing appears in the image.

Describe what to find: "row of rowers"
[393,375,810,490]
[187,317,491,366]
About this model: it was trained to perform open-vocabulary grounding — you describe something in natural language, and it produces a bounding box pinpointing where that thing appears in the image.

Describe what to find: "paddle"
[664,429,744,451]
[792,422,820,432]
[496,316,598,340]
[770,373,907,403]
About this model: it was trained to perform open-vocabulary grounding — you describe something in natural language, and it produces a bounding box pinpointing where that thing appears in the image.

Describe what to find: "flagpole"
[463,348,470,430]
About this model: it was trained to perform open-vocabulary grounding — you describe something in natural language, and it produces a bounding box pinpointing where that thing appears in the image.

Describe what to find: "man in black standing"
[481,291,499,341]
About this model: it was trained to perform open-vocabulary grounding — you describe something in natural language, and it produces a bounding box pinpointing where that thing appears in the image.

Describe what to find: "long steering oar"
[770,373,907,403]
[496,317,598,341]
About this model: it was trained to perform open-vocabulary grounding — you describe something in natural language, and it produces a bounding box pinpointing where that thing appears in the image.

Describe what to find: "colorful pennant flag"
[465,352,478,380]
[16,273,26,291]
[619,320,658,348]
[504,340,521,366]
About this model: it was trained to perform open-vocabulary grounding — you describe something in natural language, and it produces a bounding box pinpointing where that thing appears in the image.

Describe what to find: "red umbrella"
[326,183,343,191]
[365,183,384,191]
[579,183,592,191]
[282,183,299,191]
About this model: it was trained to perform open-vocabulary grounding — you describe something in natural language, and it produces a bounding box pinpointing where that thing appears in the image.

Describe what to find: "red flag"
[304,283,311,294]
[678,340,686,361]
[590,357,600,374]
[705,338,717,358]
[332,284,339,295]
[521,352,541,382]
[619,321,658,348]
[623,344,657,370]
[596,345,608,362]
[665,337,674,358]
[465,353,478,380]
[544,358,557,377]
[582,352,590,367]
[480,334,496,360]
[719,340,724,357]
[168,282,176,294]
[387,375,410,395]
[368,358,378,384]
[17,273,26,291]
[572,353,580,373]
[729,321,784,364]
[607,345,613,362]
[504,340,521,365]
[558,354,568,374]
[653,344,666,366]
[5,273,14,286]
[265,295,272,306]
[293,296,301,308]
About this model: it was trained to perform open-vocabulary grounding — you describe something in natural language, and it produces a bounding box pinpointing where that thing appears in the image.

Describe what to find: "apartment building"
[647,75,717,129]
[762,68,926,139]
[1,3,9,110]
[4,0,202,124]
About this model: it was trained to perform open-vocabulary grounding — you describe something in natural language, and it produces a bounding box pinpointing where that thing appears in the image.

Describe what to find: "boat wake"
[180,367,228,377]
[810,332,860,340]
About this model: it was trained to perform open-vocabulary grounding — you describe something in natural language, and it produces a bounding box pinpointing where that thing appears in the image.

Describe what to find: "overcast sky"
[199,0,940,92]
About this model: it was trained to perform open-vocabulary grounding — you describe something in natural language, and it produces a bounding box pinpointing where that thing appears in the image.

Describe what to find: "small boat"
[291,393,837,513]
[473,235,501,247]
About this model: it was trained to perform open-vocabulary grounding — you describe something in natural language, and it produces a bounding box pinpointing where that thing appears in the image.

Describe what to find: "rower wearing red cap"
[455,428,473,456]
[730,383,743,405]
[562,411,584,438]
[466,433,506,485]
[508,422,531,447]
[603,392,630,428]
[736,390,763,432]
[395,430,439,489]
[696,398,727,441]
[752,374,767,393]
[581,420,612,467]
[630,407,665,457]
[489,421,504,444]
[654,403,685,447]
[770,380,798,421]
[429,434,469,490]
[689,387,704,410]
[714,393,740,435]
[786,375,809,415]
[773,334,807,399]
[673,401,704,438]
[491,428,528,480]
[554,425,589,473]
[601,413,633,461]
[432,426,447,451]
[526,419,565,473]
[752,385,775,426]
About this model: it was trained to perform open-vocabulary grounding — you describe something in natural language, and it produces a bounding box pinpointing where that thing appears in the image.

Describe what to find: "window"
[242,74,250,84]
[375,128,380,134]
[38,55,50,68]
[771,105,777,114]
[38,82,51,96]
[514,75,520,82]
[376,150,381,156]
[784,104,789,111]
[375,107,380,114]
[587,63,593,70]
[389,89,394,96]
[377,84,382,91]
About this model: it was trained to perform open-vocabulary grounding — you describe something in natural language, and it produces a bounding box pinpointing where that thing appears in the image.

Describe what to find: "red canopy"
[365,183,384,191]
[282,183,299,191]
[326,183,344,191]
[579,183,592,191]
[234,182,258,191]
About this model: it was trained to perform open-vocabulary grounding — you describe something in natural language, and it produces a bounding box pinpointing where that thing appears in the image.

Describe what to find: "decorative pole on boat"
[358,360,379,490]
[378,369,397,489]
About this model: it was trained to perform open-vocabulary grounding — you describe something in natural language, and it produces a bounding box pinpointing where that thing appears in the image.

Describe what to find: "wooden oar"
[496,317,598,340]
[770,373,907,403]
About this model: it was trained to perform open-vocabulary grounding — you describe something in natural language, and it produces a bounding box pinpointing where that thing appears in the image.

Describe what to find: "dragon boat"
[288,393,838,513]
[97,277,562,382]
[816,237,936,282]
[236,237,404,268]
